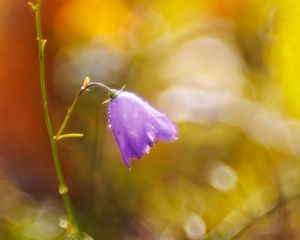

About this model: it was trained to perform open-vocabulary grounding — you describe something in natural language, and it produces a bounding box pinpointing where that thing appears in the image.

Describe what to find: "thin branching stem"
[55,78,117,139]
[55,92,81,140]
[31,0,84,238]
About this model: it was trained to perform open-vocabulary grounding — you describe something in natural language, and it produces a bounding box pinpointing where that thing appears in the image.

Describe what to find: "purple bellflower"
[108,91,178,167]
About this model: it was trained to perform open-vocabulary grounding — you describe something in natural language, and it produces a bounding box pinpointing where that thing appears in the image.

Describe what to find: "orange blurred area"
[1,0,300,239]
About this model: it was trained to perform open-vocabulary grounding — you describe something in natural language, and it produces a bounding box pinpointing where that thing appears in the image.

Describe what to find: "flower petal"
[108,91,178,167]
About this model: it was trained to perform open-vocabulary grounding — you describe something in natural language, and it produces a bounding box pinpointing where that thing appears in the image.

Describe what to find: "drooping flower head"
[108,91,178,167]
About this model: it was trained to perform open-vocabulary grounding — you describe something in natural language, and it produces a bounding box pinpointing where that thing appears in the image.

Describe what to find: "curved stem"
[85,82,113,92]
[81,81,117,97]
[31,1,84,239]
[84,81,126,101]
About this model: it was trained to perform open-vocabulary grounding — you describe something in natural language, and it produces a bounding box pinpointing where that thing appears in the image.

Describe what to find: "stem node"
[59,184,69,195]
[28,2,38,12]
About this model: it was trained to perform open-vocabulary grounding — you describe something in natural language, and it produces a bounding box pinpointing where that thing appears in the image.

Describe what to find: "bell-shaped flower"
[108,91,178,167]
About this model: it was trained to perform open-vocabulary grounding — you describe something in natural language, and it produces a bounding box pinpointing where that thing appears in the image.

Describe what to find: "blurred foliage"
[2,0,300,239]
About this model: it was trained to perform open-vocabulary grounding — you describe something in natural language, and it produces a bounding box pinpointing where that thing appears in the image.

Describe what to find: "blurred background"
[1,0,300,239]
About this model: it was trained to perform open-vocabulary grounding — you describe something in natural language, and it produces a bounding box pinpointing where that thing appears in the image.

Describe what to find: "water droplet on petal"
[147,131,155,141]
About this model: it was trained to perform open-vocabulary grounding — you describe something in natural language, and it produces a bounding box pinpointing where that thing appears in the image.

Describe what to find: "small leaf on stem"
[55,133,84,141]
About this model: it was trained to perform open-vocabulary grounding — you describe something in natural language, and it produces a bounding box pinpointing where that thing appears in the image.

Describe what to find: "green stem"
[56,92,81,140]
[32,0,84,239]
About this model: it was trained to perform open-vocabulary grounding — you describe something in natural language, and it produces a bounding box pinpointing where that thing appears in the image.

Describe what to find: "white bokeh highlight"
[184,214,206,239]
[210,165,238,192]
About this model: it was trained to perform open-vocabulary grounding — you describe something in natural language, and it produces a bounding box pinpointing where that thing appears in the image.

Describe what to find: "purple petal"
[108,91,178,167]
